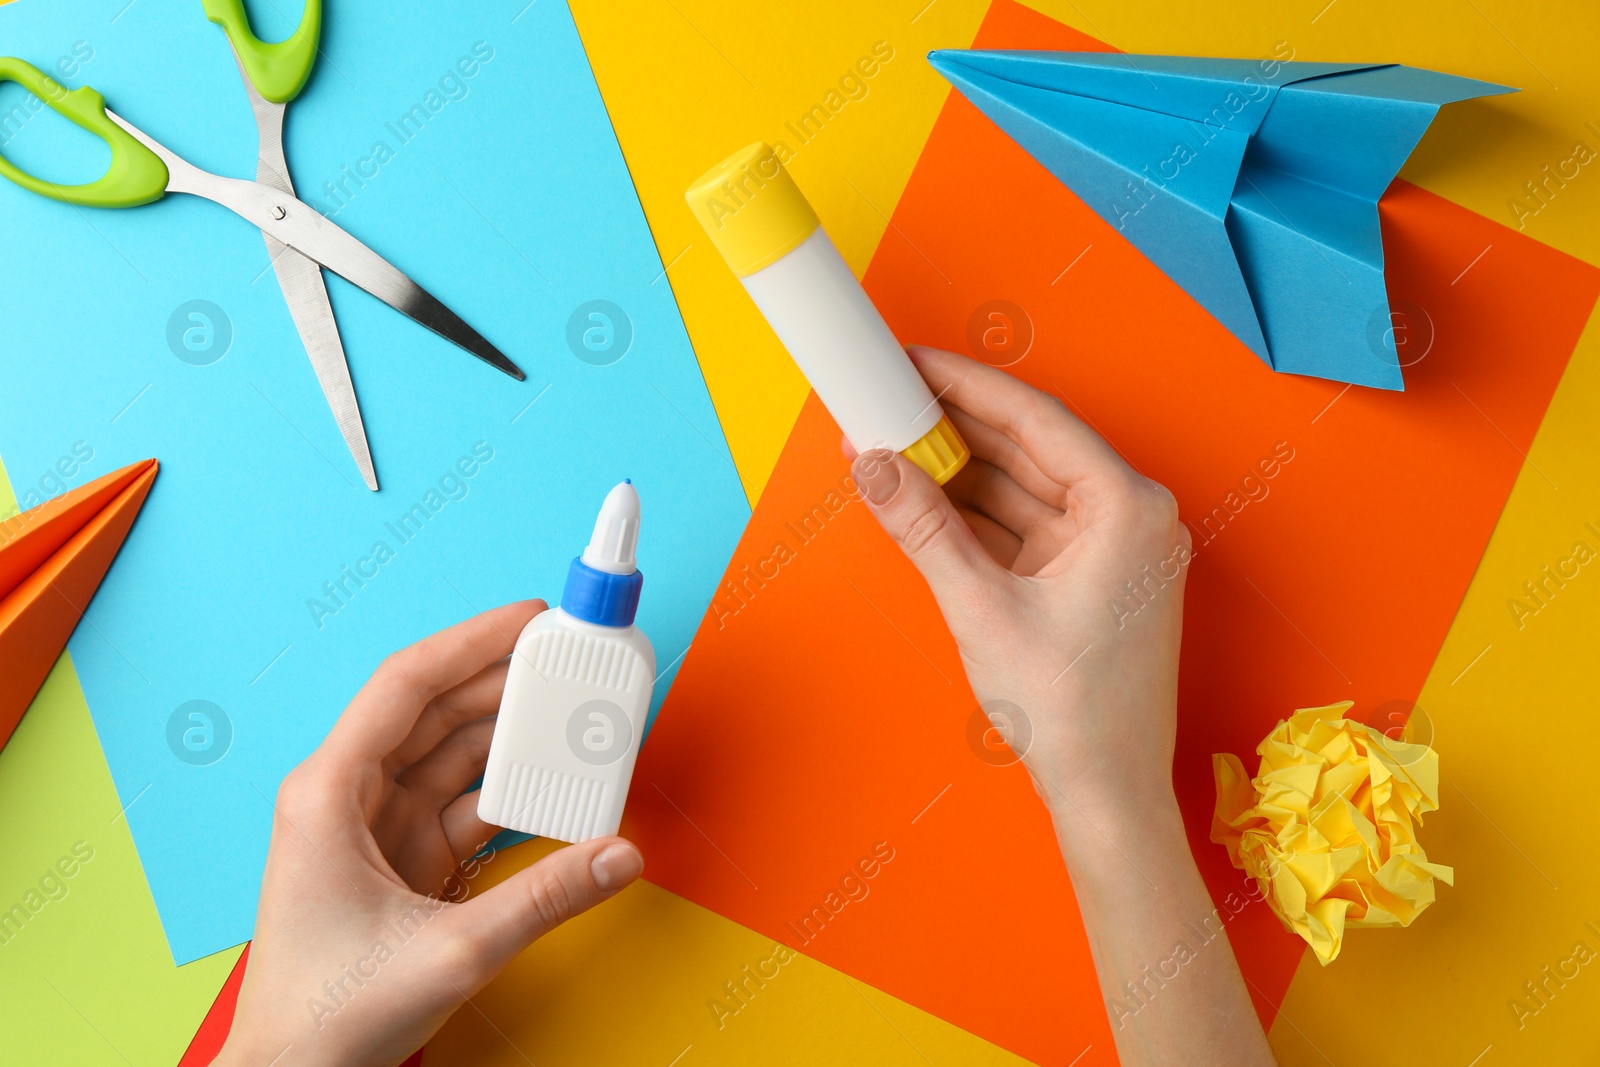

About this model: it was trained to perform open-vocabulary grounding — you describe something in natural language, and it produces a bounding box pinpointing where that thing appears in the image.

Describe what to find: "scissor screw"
[271,205,287,220]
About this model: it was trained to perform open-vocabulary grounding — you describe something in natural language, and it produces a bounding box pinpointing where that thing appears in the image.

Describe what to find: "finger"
[956,504,1024,569]
[388,659,511,773]
[396,717,496,808]
[945,456,1062,540]
[447,837,643,977]
[851,449,1013,607]
[847,434,1025,565]
[945,404,1065,507]
[441,790,500,863]
[908,346,1132,488]
[324,600,545,768]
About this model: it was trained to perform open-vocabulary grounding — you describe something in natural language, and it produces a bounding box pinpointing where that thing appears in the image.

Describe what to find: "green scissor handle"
[202,0,322,104]
[0,57,170,208]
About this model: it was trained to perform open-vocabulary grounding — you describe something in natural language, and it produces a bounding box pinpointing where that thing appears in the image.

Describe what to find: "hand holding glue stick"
[690,140,1266,1067]
[686,142,970,484]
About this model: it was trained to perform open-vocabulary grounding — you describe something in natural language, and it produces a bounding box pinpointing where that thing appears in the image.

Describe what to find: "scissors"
[0,0,525,492]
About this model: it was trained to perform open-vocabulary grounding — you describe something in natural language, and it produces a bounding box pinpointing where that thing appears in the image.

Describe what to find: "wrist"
[1030,764,1186,867]
[1048,781,1182,840]
[991,675,1181,830]
[1024,740,1178,829]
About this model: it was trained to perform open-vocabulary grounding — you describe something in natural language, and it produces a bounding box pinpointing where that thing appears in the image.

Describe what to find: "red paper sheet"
[177,947,249,1067]
[623,2,1600,1064]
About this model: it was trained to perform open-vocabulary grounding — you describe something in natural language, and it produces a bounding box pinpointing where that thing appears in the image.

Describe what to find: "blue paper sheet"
[0,0,748,964]
[929,50,1514,389]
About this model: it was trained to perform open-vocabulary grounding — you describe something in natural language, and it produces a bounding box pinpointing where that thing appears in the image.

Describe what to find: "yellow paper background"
[1266,316,1600,1063]
[0,0,1595,1061]
[426,837,1031,1065]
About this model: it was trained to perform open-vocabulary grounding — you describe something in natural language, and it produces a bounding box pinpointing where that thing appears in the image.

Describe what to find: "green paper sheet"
[0,459,238,1065]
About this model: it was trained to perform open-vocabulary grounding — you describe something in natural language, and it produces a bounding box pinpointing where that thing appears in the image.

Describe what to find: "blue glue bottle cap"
[560,480,643,628]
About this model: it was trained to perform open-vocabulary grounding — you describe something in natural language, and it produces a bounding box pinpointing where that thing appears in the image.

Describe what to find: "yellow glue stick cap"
[902,414,970,485]
[686,143,820,277]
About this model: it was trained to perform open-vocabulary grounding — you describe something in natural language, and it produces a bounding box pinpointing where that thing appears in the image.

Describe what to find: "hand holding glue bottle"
[686,142,970,484]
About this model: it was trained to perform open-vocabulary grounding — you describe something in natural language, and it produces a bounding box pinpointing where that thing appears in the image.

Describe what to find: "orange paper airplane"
[0,458,158,753]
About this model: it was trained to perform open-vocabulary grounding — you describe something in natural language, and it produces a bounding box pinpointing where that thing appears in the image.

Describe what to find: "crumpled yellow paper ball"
[1211,701,1453,965]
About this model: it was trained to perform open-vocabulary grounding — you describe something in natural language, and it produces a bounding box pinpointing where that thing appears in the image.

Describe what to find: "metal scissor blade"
[267,199,526,382]
[270,240,379,490]
[107,110,526,382]
[239,82,379,491]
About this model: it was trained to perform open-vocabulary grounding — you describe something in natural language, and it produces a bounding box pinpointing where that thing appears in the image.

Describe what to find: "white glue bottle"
[687,142,969,484]
[478,480,655,843]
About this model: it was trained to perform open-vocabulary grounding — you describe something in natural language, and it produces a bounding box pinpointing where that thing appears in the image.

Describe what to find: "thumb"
[449,837,642,976]
[852,449,1002,603]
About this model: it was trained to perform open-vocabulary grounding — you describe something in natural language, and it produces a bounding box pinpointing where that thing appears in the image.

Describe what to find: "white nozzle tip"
[582,481,640,575]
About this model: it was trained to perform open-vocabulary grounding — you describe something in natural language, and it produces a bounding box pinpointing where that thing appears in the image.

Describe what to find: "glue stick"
[478,480,655,843]
[687,143,969,484]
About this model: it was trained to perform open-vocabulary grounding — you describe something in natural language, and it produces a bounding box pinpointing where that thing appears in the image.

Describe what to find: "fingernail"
[591,842,643,892]
[853,450,901,505]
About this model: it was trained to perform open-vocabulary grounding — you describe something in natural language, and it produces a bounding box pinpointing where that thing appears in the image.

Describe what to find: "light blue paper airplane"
[929,50,1514,389]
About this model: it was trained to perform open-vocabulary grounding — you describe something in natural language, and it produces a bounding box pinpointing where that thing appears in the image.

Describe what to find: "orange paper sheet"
[624,3,1600,1064]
